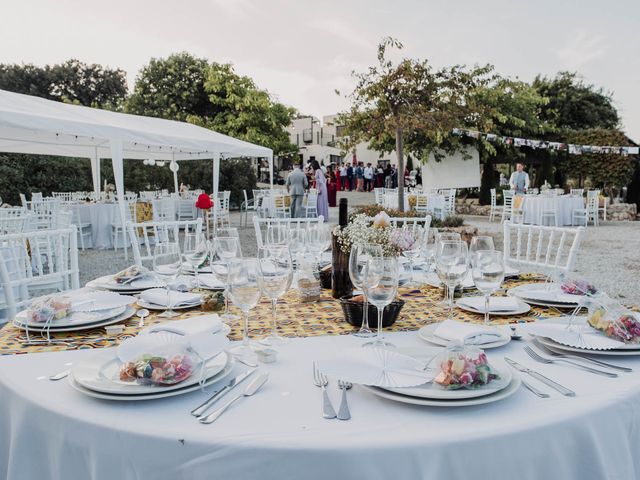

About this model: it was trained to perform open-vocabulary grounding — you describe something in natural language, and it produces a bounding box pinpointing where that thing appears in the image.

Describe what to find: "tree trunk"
[479,154,494,206]
[396,125,405,211]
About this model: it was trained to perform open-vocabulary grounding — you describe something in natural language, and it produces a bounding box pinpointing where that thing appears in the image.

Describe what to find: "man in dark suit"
[286,164,308,218]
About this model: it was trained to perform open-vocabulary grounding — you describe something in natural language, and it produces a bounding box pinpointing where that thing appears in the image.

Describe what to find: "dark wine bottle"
[331,198,353,299]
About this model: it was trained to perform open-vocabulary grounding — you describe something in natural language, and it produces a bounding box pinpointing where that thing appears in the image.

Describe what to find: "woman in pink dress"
[312,160,329,221]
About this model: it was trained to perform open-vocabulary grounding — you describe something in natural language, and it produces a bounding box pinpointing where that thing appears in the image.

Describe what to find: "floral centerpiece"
[333,212,419,256]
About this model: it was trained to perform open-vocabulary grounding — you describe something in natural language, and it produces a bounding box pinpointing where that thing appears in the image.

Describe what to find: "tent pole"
[212,153,220,234]
[268,154,274,188]
[90,147,101,199]
[110,139,129,261]
[172,152,179,194]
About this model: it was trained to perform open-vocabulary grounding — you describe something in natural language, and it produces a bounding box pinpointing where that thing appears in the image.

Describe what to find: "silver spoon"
[137,308,150,327]
[510,325,522,340]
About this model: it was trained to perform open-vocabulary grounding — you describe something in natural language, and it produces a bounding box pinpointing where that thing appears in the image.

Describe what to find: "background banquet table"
[520,195,584,226]
[384,193,445,218]
[1,331,640,480]
[74,202,153,249]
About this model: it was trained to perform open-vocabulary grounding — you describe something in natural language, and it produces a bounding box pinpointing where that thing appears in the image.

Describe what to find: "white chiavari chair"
[253,216,324,250]
[70,204,92,250]
[240,190,255,227]
[570,189,584,197]
[0,208,30,234]
[214,191,231,227]
[111,200,138,255]
[415,193,430,217]
[572,189,600,227]
[272,193,290,218]
[489,188,503,222]
[502,190,523,223]
[126,218,203,267]
[374,188,384,205]
[502,222,585,275]
[304,192,318,218]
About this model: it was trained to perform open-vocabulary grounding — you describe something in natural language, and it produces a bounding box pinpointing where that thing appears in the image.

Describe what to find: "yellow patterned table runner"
[0,278,565,356]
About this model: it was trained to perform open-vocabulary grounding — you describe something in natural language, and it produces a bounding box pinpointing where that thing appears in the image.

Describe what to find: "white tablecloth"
[75,203,121,249]
[2,331,640,479]
[521,195,584,226]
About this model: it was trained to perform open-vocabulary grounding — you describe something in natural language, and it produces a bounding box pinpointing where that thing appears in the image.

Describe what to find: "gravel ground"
[78,191,640,305]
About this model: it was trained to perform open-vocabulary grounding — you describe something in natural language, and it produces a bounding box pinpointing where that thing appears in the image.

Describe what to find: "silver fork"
[533,339,632,373]
[313,362,337,419]
[337,380,352,420]
[523,345,618,378]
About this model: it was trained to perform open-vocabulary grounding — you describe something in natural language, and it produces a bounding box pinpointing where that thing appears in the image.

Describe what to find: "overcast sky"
[2,0,638,141]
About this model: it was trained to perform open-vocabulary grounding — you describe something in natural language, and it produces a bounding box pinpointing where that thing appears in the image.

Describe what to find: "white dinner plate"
[72,349,230,395]
[86,275,164,292]
[456,298,531,316]
[384,364,512,400]
[418,323,511,349]
[363,371,521,407]
[15,305,127,329]
[534,335,640,357]
[136,299,203,311]
[68,357,236,401]
[507,284,581,308]
[14,306,136,333]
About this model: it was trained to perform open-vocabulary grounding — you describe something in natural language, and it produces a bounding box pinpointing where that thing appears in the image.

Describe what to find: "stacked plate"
[137,288,203,311]
[456,296,531,316]
[507,283,582,308]
[14,291,136,333]
[69,349,234,401]
[362,348,521,407]
[86,274,164,294]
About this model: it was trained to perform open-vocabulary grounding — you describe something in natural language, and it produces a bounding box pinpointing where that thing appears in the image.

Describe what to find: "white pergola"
[0,89,273,227]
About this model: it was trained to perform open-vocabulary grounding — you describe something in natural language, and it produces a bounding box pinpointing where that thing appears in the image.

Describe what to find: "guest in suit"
[509,162,530,194]
[286,164,308,218]
[312,160,329,221]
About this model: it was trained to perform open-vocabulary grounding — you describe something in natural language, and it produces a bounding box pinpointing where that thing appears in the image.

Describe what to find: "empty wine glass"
[307,222,332,272]
[183,232,209,288]
[471,250,505,325]
[401,227,425,287]
[363,257,399,349]
[152,242,182,318]
[469,236,495,262]
[228,257,262,360]
[287,225,307,280]
[212,235,241,322]
[420,228,438,272]
[257,245,293,346]
[435,240,469,321]
[435,232,462,304]
[349,243,384,338]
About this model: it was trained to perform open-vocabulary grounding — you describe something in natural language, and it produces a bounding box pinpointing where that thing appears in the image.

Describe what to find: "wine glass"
[435,240,469,321]
[401,227,425,287]
[471,250,505,325]
[363,257,399,349]
[183,232,209,289]
[265,222,288,246]
[420,228,438,272]
[287,225,307,281]
[257,245,293,346]
[228,257,262,360]
[469,236,495,262]
[435,232,462,304]
[216,227,243,255]
[152,242,182,318]
[307,222,332,272]
[212,235,241,322]
[349,243,384,338]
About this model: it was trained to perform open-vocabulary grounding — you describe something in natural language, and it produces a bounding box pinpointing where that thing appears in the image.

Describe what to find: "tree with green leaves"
[340,38,494,210]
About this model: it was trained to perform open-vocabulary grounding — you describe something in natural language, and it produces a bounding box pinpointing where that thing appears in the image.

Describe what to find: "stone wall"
[454,198,638,221]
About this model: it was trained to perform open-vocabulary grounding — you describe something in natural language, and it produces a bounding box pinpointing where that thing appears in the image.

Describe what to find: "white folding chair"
[570,189,584,197]
[111,200,138,255]
[71,204,92,250]
[304,192,318,218]
[0,208,30,234]
[126,218,203,267]
[0,226,80,323]
[214,191,231,227]
[489,188,503,222]
[502,222,585,275]
[240,190,255,227]
[415,194,430,216]
[373,188,385,205]
[502,190,523,223]
[253,216,324,250]
[153,197,176,222]
[273,193,291,219]
[539,197,559,227]
[176,198,197,221]
[572,190,600,227]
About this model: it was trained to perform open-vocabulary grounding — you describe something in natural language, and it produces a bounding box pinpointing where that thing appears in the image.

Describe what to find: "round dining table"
[520,195,585,226]
[1,330,639,480]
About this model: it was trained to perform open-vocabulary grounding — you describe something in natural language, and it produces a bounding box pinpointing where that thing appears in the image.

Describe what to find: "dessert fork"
[337,380,352,420]
[523,345,617,378]
[313,362,336,419]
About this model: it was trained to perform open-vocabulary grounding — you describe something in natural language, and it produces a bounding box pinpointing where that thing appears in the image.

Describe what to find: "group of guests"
[336,162,408,191]
[286,161,330,220]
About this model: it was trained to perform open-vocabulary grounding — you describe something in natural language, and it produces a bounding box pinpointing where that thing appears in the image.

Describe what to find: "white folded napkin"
[316,348,433,388]
[458,297,521,312]
[140,288,201,307]
[141,314,228,360]
[433,319,504,345]
[198,274,225,289]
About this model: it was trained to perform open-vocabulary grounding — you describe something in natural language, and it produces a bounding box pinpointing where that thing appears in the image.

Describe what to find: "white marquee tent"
[0,88,273,229]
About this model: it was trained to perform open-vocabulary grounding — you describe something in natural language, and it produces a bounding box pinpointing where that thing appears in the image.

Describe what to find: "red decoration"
[195,193,213,210]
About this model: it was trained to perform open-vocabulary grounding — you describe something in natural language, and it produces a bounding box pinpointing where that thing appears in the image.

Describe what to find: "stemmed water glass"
[307,222,332,272]
[183,232,209,289]
[211,235,242,322]
[257,245,293,346]
[469,236,495,261]
[287,225,307,280]
[420,228,438,272]
[362,257,399,349]
[349,243,384,338]
[152,242,182,318]
[227,257,262,360]
[471,250,505,325]
[435,232,462,304]
[435,240,469,321]
[401,227,425,287]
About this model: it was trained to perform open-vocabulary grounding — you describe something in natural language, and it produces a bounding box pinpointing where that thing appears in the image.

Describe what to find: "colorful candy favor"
[113,265,149,284]
[587,302,640,344]
[560,278,598,296]
[28,295,71,323]
[434,345,499,390]
[119,354,194,385]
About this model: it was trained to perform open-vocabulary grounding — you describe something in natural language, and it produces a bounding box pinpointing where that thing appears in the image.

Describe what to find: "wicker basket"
[340,295,405,328]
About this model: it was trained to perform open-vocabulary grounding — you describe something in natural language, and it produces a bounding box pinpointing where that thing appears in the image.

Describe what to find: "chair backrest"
[503,189,514,207]
[390,215,432,232]
[0,226,80,321]
[52,192,74,202]
[570,189,584,197]
[153,197,176,222]
[126,218,203,267]
[502,222,585,275]
[306,192,318,208]
[31,192,43,202]
[374,188,384,205]
[253,216,324,249]
[19,193,28,208]
[56,210,73,229]
[587,189,600,199]
[586,190,600,212]
[0,208,30,234]
[415,194,430,212]
[490,188,497,207]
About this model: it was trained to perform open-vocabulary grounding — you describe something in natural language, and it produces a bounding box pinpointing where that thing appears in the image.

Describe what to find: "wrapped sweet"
[434,345,499,390]
[119,353,194,385]
[201,291,226,312]
[587,298,640,344]
[28,295,71,323]
[113,265,149,284]
[560,277,598,296]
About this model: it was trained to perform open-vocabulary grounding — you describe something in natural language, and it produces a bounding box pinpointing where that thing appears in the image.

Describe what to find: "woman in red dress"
[327,165,337,207]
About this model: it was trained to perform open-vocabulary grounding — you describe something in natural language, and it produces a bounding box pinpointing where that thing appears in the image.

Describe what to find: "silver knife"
[504,357,576,397]
[190,368,257,417]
